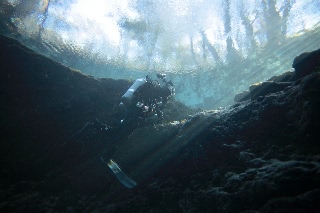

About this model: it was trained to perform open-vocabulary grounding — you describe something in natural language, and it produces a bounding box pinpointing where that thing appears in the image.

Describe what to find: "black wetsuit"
[121,75,174,128]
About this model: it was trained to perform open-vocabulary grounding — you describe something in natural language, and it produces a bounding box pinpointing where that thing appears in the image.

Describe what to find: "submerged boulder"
[234,48,320,103]
[292,48,320,80]
[248,81,292,100]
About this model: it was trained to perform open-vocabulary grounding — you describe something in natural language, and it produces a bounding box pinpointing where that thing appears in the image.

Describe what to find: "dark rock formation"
[1,34,320,212]
[292,49,320,80]
[235,48,320,103]
[234,90,250,102]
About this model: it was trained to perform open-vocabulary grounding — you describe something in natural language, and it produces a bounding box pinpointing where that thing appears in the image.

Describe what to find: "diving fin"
[102,158,137,188]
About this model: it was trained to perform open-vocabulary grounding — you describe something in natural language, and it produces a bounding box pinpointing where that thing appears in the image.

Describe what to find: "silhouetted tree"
[0,1,17,35]
[119,19,147,41]
[201,31,222,66]
[190,36,198,67]
[238,0,258,52]
[223,0,242,64]
[262,0,294,49]
[38,0,51,41]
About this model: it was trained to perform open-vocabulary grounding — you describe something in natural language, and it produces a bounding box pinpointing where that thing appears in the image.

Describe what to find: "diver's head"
[157,73,166,79]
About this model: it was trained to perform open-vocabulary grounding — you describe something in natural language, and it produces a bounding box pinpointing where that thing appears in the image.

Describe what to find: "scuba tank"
[121,78,146,107]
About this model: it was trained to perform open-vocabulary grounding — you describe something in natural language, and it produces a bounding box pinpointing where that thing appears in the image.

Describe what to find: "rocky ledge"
[1,34,320,212]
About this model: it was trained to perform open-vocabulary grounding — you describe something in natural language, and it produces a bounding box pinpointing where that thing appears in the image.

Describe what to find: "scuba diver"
[61,74,173,142]
[62,74,174,188]
[118,73,175,128]
[100,74,174,188]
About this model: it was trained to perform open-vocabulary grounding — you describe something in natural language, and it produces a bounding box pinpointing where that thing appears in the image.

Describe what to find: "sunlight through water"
[1,0,319,108]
